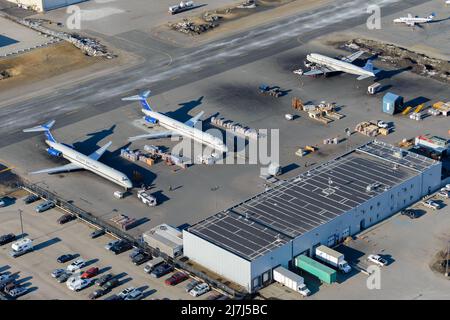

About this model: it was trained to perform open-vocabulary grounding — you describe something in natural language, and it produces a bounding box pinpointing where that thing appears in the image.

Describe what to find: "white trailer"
[9,238,33,258]
[273,266,310,296]
[315,245,351,273]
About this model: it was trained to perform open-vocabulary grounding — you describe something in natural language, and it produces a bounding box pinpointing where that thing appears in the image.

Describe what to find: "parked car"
[104,294,121,300]
[422,200,440,210]
[0,233,16,246]
[57,253,76,263]
[51,268,65,278]
[207,292,224,300]
[189,283,210,297]
[118,287,135,299]
[165,272,188,286]
[7,286,27,298]
[57,214,76,225]
[129,248,143,259]
[101,278,119,291]
[67,277,92,291]
[150,263,174,278]
[0,198,6,208]
[377,120,389,129]
[35,200,55,213]
[437,191,450,199]
[185,279,200,293]
[23,194,39,204]
[95,273,114,286]
[89,288,108,300]
[105,240,120,251]
[81,267,99,279]
[67,258,85,272]
[110,241,133,255]
[367,254,388,267]
[124,288,144,300]
[90,229,105,239]
[401,209,417,219]
[132,253,152,266]
[56,271,72,283]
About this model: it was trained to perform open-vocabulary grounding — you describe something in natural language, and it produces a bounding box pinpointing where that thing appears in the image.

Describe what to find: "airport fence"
[16,180,247,299]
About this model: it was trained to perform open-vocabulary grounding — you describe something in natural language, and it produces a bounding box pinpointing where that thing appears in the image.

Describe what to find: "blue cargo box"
[383,92,403,115]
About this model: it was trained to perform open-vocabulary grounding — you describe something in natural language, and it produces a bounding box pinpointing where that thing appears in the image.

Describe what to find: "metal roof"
[187,141,438,261]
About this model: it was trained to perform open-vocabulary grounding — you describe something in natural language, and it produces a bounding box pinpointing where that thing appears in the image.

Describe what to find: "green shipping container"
[295,255,337,284]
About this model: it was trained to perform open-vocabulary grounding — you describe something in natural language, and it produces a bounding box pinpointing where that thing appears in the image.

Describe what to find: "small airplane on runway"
[23,120,132,190]
[123,90,228,153]
[294,51,380,80]
[393,13,436,26]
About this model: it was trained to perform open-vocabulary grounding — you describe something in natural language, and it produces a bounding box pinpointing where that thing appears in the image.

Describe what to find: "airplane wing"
[356,74,372,81]
[303,69,325,76]
[30,163,81,175]
[184,111,205,127]
[128,131,176,142]
[341,51,365,63]
[89,141,112,161]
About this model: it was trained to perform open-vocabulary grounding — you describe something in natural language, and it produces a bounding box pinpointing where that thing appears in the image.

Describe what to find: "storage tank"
[382,92,403,115]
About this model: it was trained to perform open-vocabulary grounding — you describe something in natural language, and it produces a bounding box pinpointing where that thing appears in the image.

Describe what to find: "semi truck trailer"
[273,266,310,296]
[315,245,351,273]
[295,255,337,284]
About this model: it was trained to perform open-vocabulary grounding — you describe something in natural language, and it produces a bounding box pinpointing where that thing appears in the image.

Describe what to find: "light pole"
[18,209,24,238]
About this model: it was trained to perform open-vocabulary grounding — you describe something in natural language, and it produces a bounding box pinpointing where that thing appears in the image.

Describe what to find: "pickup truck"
[137,189,157,207]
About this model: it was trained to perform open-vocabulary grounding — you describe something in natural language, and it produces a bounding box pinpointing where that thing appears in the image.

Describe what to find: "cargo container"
[315,245,351,273]
[294,255,337,284]
[382,93,403,115]
[273,266,310,296]
[368,82,381,95]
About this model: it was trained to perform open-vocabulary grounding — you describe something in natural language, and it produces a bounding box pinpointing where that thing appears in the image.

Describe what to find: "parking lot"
[0,192,222,300]
[259,190,450,300]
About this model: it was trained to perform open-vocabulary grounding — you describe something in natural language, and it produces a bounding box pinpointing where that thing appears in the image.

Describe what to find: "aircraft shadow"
[165,96,204,123]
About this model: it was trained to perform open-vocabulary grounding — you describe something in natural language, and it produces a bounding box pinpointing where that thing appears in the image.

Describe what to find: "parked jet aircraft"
[294,51,380,80]
[393,13,436,26]
[123,91,228,153]
[23,120,132,189]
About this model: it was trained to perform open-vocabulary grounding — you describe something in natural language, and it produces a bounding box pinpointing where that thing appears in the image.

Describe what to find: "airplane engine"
[144,116,158,124]
[46,147,62,157]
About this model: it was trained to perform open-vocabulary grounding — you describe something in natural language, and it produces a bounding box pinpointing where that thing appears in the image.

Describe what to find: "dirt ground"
[152,0,332,47]
[0,42,103,91]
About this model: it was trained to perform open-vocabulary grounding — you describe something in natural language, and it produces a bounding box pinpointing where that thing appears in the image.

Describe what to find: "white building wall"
[183,230,252,291]
[7,0,44,11]
[7,0,85,12]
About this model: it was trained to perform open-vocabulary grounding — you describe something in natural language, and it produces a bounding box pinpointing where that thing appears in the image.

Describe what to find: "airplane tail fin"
[122,90,153,111]
[363,59,380,75]
[429,12,436,19]
[23,120,56,142]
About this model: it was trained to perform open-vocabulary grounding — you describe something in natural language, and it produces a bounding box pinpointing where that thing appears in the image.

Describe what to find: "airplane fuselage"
[143,109,229,153]
[307,53,375,77]
[46,140,132,189]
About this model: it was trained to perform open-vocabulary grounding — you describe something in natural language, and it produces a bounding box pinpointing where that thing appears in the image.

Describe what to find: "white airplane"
[23,120,132,190]
[393,13,436,26]
[295,51,379,80]
[123,91,228,153]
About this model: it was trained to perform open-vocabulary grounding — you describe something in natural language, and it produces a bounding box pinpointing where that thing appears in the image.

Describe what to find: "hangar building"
[183,140,442,293]
[8,0,85,12]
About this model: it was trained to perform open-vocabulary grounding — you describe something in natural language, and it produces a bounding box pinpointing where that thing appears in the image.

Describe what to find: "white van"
[10,238,33,258]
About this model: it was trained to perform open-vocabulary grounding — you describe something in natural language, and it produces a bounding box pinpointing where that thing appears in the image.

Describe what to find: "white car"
[445,184,450,191]
[118,287,136,299]
[377,120,389,129]
[67,258,85,272]
[422,200,440,210]
[367,254,388,267]
[437,191,450,199]
[189,283,210,297]
[66,277,92,291]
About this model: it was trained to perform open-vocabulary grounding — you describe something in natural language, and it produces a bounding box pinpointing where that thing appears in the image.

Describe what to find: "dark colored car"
[0,233,16,246]
[57,254,76,263]
[401,209,417,219]
[90,229,105,239]
[105,294,121,301]
[23,194,39,204]
[101,278,119,291]
[110,241,133,255]
[57,214,76,225]
[81,267,99,279]
[150,263,174,278]
[89,289,108,300]
[129,248,143,260]
[164,272,188,286]
[207,292,224,300]
[185,279,200,293]
[56,271,72,283]
[95,273,114,286]
[132,253,152,266]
